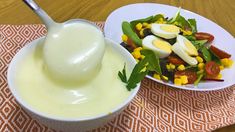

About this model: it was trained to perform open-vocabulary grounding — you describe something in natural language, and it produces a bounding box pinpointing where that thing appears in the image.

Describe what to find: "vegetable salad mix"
[118,8,233,90]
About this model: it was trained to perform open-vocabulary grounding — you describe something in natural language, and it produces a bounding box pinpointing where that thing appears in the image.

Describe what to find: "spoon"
[23,0,105,82]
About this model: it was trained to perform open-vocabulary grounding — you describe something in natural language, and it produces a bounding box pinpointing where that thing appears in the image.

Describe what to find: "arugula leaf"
[118,50,161,91]
[191,40,207,50]
[141,50,162,74]
[209,49,222,64]
[150,14,165,23]
[118,64,127,83]
[201,46,212,62]
[188,19,197,33]
[130,16,153,30]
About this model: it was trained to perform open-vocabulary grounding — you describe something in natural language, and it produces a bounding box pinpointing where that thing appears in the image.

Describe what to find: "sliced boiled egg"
[172,35,198,65]
[142,35,172,58]
[151,24,180,39]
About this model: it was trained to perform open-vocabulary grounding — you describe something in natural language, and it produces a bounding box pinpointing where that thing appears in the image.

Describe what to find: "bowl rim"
[7,36,140,122]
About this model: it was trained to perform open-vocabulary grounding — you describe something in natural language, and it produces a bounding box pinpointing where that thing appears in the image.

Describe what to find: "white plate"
[104,3,235,91]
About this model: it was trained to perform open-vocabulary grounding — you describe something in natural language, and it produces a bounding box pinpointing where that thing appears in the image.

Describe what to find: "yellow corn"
[134,47,142,52]
[169,63,176,70]
[153,73,161,80]
[181,29,192,36]
[228,59,234,67]
[217,73,222,79]
[142,22,149,27]
[166,64,171,71]
[221,58,229,67]
[139,29,144,37]
[132,51,141,59]
[196,56,203,63]
[174,78,182,86]
[177,64,185,71]
[136,23,142,31]
[162,75,168,81]
[141,55,145,59]
[198,63,205,70]
[146,24,151,29]
[122,34,128,42]
[180,75,188,84]
[219,65,224,70]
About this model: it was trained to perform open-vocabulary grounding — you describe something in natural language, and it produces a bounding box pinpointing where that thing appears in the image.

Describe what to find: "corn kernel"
[174,78,182,86]
[146,24,151,29]
[142,22,148,27]
[141,55,145,59]
[132,51,141,59]
[122,34,128,42]
[177,64,185,71]
[228,59,234,67]
[166,64,171,71]
[219,65,224,70]
[221,58,229,67]
[198,63,205,70]
[217,73,222,79]
[162,75,168,81]
[181,29,192,36]
[136,23,142,31]
[153,73,161,80]
[134,47,142,52]
[196,56,203,63]
[169,63,176,70]
[139,29,144,37]
[180,75,188,84]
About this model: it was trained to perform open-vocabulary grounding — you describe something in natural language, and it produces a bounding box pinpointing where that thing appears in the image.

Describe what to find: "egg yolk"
[160,25,179,33]
[153,39,172,53]
[184,39,198,56]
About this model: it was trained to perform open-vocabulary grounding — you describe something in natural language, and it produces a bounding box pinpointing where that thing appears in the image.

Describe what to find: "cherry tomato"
[175,70,197,84]
[209,45,231,59]
[168,55,186,65]
[205,61,220,77]
[195,32,214,43]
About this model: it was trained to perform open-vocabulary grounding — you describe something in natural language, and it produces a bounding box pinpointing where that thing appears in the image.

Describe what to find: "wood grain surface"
[0,0,234,131]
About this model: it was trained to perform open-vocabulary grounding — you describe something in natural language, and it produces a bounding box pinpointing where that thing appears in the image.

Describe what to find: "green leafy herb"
[201,46,212,62]
[184,35,196,41]
[118,64,127,83]
[118,49,161,91]
[130,16,153,29]
[150,14,165,23]
[188,19,197,33]
[209,49,222,64]
[191,40,208,50]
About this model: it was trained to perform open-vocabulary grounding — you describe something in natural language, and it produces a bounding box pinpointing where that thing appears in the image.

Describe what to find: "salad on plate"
[118,8,233,90]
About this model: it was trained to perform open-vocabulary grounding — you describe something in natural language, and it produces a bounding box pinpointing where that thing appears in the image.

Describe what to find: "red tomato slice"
[205,61,220,77]
[209,45,231,59]
[168,55,186,65]
[175,70,197,84]
[195,32,214,43]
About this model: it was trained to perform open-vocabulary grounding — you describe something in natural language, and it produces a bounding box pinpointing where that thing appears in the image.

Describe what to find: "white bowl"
[7,37,140,131]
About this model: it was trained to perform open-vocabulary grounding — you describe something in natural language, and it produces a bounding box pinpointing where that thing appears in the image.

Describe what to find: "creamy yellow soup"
[15,41,131,119]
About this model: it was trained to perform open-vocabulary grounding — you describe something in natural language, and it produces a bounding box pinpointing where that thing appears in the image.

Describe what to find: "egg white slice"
[172,42,198,65]
[151,24,180,39]
[177,35,198,56]
[142,35,172,58]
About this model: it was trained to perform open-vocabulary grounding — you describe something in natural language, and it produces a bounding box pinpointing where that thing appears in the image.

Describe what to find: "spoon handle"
[23,0,56,28]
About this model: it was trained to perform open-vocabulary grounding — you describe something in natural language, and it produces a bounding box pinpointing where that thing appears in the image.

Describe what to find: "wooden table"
[0,0,234,131]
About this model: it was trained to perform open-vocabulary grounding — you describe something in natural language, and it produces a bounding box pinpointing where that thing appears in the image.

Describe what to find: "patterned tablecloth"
[0,23,235,132]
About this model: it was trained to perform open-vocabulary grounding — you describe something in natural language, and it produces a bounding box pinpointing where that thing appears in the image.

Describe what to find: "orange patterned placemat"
[0,23,235,132]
